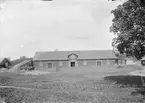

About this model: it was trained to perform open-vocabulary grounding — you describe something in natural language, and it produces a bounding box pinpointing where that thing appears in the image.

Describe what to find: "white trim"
[68,53,78,60]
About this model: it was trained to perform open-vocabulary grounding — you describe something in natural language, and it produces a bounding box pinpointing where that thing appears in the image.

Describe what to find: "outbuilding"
[0,57,11,69]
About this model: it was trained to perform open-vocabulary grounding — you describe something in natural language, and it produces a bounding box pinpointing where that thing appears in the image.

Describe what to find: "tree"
[110,0,145,60]
[109,0,145,7]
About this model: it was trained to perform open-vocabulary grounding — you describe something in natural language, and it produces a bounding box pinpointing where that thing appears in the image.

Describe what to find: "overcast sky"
[0,0,125,59]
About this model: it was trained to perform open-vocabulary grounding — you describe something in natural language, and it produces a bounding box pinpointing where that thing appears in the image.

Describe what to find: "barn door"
[71,62,75,67]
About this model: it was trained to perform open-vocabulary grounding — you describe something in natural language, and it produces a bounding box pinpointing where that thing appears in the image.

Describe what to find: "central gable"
[68,53,78,60]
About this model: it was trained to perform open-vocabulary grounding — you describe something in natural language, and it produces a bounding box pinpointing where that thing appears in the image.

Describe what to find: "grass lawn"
[0,65,145,103]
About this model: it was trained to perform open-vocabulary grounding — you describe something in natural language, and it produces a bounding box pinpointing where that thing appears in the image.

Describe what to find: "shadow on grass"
[104,75,145,96]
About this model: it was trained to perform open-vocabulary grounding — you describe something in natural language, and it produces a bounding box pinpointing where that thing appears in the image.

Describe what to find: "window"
[97,61,101,66]
[48,63,53,68]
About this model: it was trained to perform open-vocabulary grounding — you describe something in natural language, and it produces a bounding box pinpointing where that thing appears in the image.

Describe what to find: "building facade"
[33,50,126,69]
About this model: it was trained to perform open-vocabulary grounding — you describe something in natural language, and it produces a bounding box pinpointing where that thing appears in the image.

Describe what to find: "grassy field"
[0,65,145,103]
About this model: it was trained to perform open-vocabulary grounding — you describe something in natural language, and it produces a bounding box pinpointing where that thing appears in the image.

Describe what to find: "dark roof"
[33,50,117,61]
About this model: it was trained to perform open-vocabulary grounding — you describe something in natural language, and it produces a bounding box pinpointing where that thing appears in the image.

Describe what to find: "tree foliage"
[109,0,145,7]
[110,0,145,60]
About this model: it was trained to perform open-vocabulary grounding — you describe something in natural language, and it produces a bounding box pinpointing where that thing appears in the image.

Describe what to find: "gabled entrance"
[68,53,78,67]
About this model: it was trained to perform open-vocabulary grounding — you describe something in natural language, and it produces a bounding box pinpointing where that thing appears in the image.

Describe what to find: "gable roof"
[0,57,10,65]
[33,50,117,61]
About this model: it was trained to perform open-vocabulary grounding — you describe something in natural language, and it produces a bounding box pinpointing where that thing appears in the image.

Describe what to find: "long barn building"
[33,50,126,69]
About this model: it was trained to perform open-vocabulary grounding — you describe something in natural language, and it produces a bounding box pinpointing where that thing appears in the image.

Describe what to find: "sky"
[0,0,125,59]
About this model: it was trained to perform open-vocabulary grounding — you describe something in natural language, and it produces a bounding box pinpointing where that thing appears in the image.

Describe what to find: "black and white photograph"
[0,0,145,103]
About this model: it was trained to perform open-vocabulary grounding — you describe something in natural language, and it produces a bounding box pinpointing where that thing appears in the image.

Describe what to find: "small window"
[48,63,53,68]
[97,61,101,66]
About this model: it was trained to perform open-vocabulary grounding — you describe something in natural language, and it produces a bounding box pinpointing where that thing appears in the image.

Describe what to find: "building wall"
[114,59,127,65]
[108,60,116,65]
[101,60,107,65]
[86,60,96,66]
[33,59,120,69]
[78,60,84,67]
[61,61,69,67]
[33,60,69,69]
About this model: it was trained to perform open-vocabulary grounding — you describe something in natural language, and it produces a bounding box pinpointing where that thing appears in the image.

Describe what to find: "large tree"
[110,0,145,60]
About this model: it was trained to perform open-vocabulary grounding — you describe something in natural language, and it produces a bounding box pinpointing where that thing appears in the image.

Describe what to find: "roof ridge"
[35,49,114,53]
